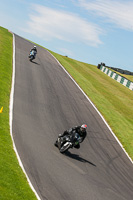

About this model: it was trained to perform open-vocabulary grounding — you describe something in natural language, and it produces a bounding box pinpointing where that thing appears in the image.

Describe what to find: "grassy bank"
[0,27,37,199]
[48,51,133,160]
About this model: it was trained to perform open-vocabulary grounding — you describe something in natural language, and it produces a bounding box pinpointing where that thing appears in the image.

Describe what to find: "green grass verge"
[0,27,37,200]
[48,51,133,160]
[124,74,133,82]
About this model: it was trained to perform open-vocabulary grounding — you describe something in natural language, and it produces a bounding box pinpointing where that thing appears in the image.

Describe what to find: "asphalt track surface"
[12,34,133,200]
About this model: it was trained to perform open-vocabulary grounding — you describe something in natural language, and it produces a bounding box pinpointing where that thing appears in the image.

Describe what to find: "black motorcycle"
[29,50,37,62]
[55,132,81,153]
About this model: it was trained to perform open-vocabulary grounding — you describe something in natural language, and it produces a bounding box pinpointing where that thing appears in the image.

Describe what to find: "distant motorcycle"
[55,132,81,153]
[29,50,37,62]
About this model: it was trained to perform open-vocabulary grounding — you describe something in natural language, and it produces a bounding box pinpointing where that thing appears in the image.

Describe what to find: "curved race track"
[12,34,133,200]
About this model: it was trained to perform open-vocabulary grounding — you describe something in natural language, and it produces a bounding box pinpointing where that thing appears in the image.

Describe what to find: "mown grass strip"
[0,27,37,200]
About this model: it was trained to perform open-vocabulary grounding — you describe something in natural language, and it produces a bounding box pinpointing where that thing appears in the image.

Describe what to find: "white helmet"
[80,124,87,133]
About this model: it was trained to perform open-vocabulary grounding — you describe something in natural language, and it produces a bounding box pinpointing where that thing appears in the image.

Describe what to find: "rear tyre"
[29,55,34,61]
[54,141,58,147]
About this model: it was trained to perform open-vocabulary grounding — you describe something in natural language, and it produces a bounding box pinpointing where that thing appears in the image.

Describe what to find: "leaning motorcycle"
[56,132,81,153]
[29,50,36,62]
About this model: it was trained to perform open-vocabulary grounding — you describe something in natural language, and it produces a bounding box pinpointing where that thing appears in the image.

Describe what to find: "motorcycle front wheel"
[60,142,72,153]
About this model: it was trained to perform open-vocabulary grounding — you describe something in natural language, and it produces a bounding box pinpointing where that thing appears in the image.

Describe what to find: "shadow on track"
[64,151,96,167]
[30,60,40,65]
[30,61,40,65]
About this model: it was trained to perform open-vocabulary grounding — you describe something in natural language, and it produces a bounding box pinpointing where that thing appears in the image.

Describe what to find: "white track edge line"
[47,51,133,164]
[9,34,42,200]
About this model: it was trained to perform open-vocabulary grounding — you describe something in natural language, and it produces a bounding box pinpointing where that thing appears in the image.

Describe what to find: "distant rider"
[29,46,37,60]
[55,124,87,149]
[30,46,37,54]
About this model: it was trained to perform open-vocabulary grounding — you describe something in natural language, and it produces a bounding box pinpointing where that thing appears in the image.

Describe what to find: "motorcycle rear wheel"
[29,55,34,61]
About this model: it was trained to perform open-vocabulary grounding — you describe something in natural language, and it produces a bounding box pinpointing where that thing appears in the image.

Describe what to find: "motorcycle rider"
[30,45,37,53]
[29,46,37,60]
[55,124,87,149]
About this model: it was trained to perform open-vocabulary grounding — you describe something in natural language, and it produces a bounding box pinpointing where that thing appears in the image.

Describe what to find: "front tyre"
[60,142,72,153]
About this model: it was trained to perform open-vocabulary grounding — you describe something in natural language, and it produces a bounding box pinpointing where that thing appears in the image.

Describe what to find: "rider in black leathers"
[55,124,87,149]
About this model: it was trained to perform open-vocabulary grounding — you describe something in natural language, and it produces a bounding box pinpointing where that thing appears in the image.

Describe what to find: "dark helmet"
[80,124,87,135]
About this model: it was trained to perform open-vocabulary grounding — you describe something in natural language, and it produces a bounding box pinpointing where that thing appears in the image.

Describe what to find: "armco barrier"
[99,65,133,91]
